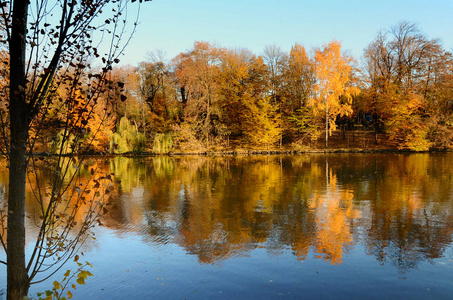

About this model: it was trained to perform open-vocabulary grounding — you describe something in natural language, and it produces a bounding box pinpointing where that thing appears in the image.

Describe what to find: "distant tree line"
[4,21,452,153]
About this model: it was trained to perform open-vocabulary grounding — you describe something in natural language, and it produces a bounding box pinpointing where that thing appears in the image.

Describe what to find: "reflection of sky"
[20,227,453,299]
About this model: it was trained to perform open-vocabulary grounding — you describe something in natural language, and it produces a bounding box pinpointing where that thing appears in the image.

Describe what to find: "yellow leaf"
[53,281,61,290]
[64,270,71,277]
[76,277,85,285]
[67,290,73,299]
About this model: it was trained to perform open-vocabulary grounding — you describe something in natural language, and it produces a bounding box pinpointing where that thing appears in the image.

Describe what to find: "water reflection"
[2,154,453,272]
[100,154,453,269]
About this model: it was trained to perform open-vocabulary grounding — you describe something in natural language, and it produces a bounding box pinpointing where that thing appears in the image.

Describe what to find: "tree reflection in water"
[1,152,452,289]
[99,154,453,269]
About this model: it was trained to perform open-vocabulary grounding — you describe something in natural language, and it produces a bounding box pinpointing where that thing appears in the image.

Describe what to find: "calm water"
[1,153,453,299]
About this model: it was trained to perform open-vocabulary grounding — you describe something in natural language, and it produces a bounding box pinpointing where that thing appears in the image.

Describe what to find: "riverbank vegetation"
[3,21,452,154]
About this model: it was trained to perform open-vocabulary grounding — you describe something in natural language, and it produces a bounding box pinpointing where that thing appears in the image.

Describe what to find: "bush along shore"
[32,129,452,158]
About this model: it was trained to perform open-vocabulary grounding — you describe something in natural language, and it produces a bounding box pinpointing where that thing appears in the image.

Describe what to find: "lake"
[1,153,453,299]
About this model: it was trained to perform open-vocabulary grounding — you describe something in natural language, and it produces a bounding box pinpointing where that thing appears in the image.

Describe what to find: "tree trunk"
[325,103,328,149]
[7,126,29,300]
[373,112,379,144]
[7,0,30,298]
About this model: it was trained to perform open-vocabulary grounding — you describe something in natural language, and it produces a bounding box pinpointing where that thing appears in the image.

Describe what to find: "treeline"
[9,21,452,154]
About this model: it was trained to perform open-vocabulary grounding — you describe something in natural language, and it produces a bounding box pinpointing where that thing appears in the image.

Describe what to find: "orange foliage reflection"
[2,154,453,269]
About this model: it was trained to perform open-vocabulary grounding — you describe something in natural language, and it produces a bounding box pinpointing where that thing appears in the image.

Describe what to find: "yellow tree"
[243,96,281,149]
[217,48,268,144]
[311,41,359,148]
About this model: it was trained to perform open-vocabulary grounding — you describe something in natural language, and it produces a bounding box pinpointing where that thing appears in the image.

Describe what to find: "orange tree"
[173,41,223,149]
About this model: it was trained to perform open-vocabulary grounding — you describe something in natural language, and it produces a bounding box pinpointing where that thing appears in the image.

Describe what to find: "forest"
[3,21,452,154]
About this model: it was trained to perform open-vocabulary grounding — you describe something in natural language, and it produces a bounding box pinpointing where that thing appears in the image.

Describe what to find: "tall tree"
[311,41,358,148]
[361,22,453,150]
[284,44,317,144]
[263,44,287,104]
[217,48,267,141]
[284,43,315,111]
[263,44,287,147]
[173,41,223,148]
[0,1,144,298]
[138,56,179,135]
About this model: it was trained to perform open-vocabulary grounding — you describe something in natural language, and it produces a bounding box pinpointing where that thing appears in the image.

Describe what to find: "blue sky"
[118,0,453,65]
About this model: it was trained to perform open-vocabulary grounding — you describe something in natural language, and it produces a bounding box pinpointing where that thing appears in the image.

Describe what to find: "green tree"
[289,106,321,148]
[110,116,146,154]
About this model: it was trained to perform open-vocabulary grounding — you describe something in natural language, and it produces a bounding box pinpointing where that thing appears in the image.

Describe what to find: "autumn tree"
[109,65,140,121]
[173,41,223,149]
[217,48,267,143]
[243,96,281,149]
[138,53,179,138]
[360,22,453,150]
[311,41,359,148]
[0,0,144,298]
[263,44,287,146]
[284,44,318,145]
[284,44,315,111]
[263,44,287,104]
[139,60,166,113]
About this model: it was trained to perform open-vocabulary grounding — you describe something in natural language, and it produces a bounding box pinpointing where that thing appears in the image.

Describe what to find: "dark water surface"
[2,153,453,299]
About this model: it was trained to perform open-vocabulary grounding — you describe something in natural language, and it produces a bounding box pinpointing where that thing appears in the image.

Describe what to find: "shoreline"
[31,147,453,158]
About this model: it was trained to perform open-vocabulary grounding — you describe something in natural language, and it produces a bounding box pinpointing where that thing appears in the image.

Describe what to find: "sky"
[117,0,453,66]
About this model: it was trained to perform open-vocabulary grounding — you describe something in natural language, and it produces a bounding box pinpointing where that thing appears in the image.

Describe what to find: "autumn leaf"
[76,277,85,285]
[53,281,61,290]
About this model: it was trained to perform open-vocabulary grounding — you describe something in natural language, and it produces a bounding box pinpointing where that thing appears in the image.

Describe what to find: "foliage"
[243,97,281,148]
[173,41,224,147]
[217,49,267,138]
[2,19,453,158]
[387,93,431,151]
[49,131,78,155]
[289,107,321,145]
[153,133,174,154]
[172,123,205,152]
[110,117,146,154]
[36,258,93,300]
[311,41,359,147]
[360,21,453,148]
[426,117,453,149]
[284,43,315,110]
